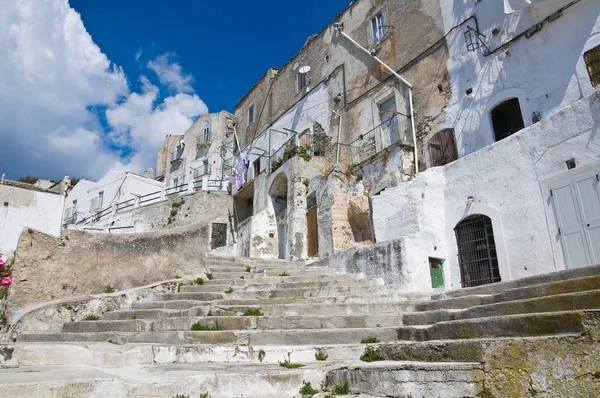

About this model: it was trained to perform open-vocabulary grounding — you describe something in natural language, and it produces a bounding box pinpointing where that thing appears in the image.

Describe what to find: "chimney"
[144,168,155,179]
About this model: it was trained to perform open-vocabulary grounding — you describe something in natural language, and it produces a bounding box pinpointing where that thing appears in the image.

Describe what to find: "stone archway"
[269,173,288,259]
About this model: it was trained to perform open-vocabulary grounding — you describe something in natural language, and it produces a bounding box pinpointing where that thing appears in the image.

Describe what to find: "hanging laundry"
[235,167,245,189]
[243,155,252,170]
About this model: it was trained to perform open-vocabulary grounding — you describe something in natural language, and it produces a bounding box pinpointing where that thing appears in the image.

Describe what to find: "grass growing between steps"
[190,321,223,331]
[246,265,252,273]
[279,271,290,277]
[194,278,204,285]
[243,308,263,316]
[225,287,234,294]
[331,379,350,395]
[299,380,319,398]
[206,273,214,280]
[279,352,305,369]
[104,286,115,294]
[361,336,380,344]
[315,349,329,361]
[83,315,100,321]
[360,346,384,362]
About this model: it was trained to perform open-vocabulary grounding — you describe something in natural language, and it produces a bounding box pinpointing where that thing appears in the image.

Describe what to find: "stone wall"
[91,190,233,239]
[6,222,214,321]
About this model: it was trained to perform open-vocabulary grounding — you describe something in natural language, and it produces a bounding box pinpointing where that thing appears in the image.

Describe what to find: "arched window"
[455,215,501,288]
[491,98,525,142]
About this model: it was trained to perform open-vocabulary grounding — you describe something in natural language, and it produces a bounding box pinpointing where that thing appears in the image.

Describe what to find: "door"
[377,96,399,149]
[307,206,319,257]
[429,258,444,289]
[550,170,600,268]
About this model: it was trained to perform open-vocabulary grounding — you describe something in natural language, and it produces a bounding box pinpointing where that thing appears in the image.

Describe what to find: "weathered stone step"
[437,263,600,299]
[180,275,363,293]
[404,289,600,325]
[63,314,405,333]
[124,300,416,316]
[397,310,589,341]
[325,361,484,398]
[0,362,326,398]
[18,327,398,346]
[209,267,338,279]
[0,342,368,368]
[417,274,600,312]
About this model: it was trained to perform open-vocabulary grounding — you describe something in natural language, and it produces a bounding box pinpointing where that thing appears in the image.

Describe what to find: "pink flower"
[0,259,5,270]
[1,276,12,287]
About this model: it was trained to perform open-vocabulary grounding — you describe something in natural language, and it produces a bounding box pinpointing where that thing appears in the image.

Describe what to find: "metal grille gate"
[455,215,501,288]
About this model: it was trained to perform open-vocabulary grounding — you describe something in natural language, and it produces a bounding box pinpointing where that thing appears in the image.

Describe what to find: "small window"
[98,191,104,209]
[490,98,525,142]
[248,104,255,125]
[371,11,386,45]
[173,177,178,188]
[297,71,307,93]
[203,126,211,143]
[429,129,458,167]
[584,45,600,87]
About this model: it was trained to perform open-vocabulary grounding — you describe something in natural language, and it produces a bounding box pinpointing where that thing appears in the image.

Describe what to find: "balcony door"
[378,96,399,150]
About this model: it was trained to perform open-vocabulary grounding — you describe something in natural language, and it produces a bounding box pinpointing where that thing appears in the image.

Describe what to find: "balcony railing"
[193,165,211,179]
[348,112,412,166]
[63,206,77,224]
[170,148,184,164]
[270,131,330,174]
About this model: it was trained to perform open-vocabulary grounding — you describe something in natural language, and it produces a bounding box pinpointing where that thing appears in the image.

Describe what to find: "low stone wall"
[5,223,212,322]
[312,239,414,288]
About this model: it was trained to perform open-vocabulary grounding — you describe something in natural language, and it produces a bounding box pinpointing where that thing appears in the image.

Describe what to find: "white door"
[377,96,399,150]
[550,170,600,268]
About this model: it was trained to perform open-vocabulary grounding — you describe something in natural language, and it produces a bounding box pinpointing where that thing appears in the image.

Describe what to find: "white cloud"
[135,48,143,61]
[147,53,195,93]
[0,0,208,180]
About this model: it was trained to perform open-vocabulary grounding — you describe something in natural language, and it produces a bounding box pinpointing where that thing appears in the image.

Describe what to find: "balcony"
[348,112,412,166]
[270,131,331,173]
[170,147,184,165]
[193,164,212,180]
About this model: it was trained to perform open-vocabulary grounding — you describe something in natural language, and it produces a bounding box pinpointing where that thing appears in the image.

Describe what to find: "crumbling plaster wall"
[234,0,450,171]
[372,90,600,291]
[6,222,213,321]
[0,184,64,259]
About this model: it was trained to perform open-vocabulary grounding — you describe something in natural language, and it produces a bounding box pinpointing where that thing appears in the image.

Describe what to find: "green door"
[429,258,444,289]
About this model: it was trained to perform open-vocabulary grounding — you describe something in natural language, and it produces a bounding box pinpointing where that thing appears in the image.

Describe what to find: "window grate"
[455,215,501,288]
[584,45,600,87]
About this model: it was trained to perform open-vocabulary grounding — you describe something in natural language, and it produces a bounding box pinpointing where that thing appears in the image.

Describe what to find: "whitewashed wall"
[372,90,600,292]
[441,0,600,157]
[0,184,64,258]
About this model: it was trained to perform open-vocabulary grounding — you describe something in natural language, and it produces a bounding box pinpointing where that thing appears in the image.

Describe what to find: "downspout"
[334,23,419,173]
[333,110,342,165]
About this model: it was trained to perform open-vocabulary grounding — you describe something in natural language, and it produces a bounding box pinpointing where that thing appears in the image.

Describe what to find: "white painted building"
[161,111,236,195]
[0,180,65,259]
[64,170,163,226]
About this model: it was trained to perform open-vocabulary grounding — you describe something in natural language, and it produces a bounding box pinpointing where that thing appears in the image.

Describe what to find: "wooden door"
[307,206,318,257]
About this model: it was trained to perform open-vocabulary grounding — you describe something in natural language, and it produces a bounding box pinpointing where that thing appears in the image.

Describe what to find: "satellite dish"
[298,65,311,74]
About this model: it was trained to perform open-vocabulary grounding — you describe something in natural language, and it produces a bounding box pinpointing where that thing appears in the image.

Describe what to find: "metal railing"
[270,131,329,174]
[166,184,187,196]
[115,198,135,212]
[348,112,412,166]
[63,206,77,224]
[193,165,211,179]
[171,147,184,163]
[90,197,103,212]
[139,190,161,206]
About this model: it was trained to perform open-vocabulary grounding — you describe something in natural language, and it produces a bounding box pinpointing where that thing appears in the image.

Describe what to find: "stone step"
[397,310,590,341]
[437,263,600,299]
[63,314,405,333]
[0,362,327,398]
[180,275,364,293]
[417,273,600,312]
[18,327,398,346]
[0,342,369,368]
[404,289,600,325]
[124,300,415,317]
[324,361,484,398]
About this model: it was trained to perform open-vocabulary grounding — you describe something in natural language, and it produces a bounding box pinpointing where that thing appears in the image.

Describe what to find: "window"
[429,129,458,167]
[211,223,228,249]
[253,157,261,177]
[490,98,525,142]
[584,45,600,87]
[203,126,211,143]
[455,215,501,288]
[297,71,307,93]
[98,191,104,209]
[248,104,255,125]
[172,177,178,188]
[371,11,386,45]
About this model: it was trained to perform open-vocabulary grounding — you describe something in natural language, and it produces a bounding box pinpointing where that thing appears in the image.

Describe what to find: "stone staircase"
[1,255,600,397]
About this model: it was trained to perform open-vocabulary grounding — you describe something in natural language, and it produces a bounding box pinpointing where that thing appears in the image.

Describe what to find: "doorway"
[550,170,600,268]
[455,215,501,288]
[377,96,400,149]
[307,193,318,257]
[490,98,525,142]
[269,173,289,259]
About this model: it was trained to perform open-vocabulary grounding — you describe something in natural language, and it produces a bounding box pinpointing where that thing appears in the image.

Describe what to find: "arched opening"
[269,173,288,259]
[455,214,501,288]
[490,98,525,142]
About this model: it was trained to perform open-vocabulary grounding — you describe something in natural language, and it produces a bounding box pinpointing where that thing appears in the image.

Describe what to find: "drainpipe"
[333,110,342,165]
[334,23,419,174]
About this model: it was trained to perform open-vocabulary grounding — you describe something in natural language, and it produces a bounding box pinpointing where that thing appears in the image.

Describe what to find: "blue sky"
[0,0,350,181]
